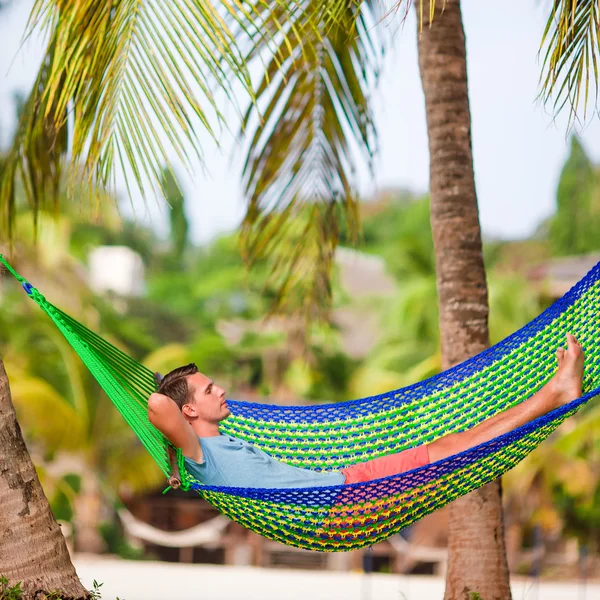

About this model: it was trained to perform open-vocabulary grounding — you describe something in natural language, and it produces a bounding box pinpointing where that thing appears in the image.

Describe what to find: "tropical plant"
[0,177,189,593]
[232,0,385,321]
[356,193,436,278]
[0,272,167,554]
[503,401,600,559]
[547,136,600,256]
[161,167,190,264]
[2,0,600,596]
[147,233,269,327]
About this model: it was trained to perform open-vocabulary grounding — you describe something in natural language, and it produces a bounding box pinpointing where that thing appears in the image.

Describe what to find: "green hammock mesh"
[1,255,599,552]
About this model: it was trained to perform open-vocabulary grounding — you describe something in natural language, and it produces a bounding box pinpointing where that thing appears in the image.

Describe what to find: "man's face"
[183,372,230,424]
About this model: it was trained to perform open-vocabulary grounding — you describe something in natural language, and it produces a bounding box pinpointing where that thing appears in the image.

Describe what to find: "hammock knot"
[22,283,46,303]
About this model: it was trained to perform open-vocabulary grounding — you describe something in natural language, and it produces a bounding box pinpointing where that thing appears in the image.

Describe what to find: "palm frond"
[143,343,193,376]
[10,377,86,451]
[1,0,304,236]
[237,0,386,323]
[382,0,439,32]
[540,0,600,124]
[0,39,67,240]
[44,323,92,431]
[250,202,342,323]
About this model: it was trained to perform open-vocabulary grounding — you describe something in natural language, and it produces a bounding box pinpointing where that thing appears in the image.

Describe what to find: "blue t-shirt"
[184,434,346,489]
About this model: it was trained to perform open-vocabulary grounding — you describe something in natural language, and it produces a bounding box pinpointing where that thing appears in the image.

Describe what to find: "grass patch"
[0,576,121,600]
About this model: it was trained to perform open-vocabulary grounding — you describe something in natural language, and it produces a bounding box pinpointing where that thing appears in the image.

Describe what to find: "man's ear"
[182,403,196,419]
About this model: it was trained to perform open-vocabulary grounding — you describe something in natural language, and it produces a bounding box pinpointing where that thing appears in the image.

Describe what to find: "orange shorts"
[340,445,430,484]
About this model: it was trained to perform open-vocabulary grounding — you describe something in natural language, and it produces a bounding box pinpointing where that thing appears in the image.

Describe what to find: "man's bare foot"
[549,333,584,408]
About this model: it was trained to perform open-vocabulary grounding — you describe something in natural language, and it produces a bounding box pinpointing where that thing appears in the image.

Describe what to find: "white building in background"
[88,246,145,297]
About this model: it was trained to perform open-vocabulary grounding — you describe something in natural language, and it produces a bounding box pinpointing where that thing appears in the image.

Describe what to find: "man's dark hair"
[157,363,199,410]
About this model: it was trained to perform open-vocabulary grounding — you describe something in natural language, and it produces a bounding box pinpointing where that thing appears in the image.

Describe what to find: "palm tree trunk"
[0,356,89,599]
[416,1,512,599]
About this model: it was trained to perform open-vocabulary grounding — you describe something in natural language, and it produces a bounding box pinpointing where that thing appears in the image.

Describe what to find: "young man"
[148,334,584,488]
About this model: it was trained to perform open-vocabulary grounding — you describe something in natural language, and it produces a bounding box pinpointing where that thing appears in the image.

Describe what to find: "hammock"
[118,508,229,548]
[1,255,599,552]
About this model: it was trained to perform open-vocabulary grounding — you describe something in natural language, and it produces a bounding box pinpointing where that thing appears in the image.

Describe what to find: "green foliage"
[487,273,544,345]
[0,576,119,600]
[284,349,357,402]
[358,193,435,281]
[93,295,191,360]
[553,483,600,547]
[49,474,81,522]
[2,295,165,492]
[99,520,147,561]
[0,0,283,229]
[549,137,600,256]
[188,333,234,375]
[71,221,158,267]
[0,575,22,600]
[0,206,167,545]
[540,0,600,125]
[350,194,439,387]
[161,167,189,264]
[147,233,268,327]
[310,350,355,400]
[236,0,386,323]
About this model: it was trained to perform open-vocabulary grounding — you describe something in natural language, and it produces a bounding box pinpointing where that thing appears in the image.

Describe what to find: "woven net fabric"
[1,255,599,552]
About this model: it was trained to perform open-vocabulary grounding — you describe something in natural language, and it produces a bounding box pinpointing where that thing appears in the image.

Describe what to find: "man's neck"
[191,421,220,438]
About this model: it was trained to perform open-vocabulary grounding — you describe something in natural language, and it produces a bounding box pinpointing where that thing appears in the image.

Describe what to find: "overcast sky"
[2,0,600,244]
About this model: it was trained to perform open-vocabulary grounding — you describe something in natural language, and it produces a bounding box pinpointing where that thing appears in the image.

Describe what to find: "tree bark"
[416,2,512,599]
[0,356,89,599]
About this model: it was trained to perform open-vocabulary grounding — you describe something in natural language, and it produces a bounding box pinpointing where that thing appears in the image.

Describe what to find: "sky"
[2,0,600,245]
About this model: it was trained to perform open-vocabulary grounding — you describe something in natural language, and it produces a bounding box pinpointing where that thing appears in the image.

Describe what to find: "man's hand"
[148,393,203,463]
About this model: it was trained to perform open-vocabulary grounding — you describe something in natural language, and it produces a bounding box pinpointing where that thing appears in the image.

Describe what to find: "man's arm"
[148,393,203,463]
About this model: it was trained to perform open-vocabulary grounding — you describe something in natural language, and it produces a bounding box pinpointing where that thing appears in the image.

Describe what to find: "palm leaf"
[236,0,386,323]
[349,366,406,398]
[105,440,165,493]
[143,343,193,376]
[251,202,342,323]
[0,39,67,240]
[1,0,308,236]
[540,0,600,125]
[10,377,86,451]
[553,405,600,454]
[40,322,92,427]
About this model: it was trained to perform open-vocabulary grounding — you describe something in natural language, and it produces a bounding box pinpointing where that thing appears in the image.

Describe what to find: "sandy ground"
[73,556,599,600]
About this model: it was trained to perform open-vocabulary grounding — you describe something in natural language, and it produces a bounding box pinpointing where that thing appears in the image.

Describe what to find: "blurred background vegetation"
[1,94,599,567]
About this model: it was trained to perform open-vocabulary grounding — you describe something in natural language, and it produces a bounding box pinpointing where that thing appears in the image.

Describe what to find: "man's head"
[157,363,230,424]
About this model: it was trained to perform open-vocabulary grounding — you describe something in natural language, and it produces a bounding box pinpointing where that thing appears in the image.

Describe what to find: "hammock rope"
[1,255,598,552]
